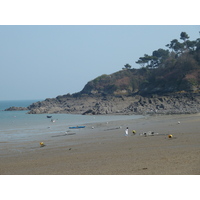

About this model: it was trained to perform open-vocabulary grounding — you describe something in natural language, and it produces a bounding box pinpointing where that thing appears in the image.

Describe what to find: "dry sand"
[0,114,200,175]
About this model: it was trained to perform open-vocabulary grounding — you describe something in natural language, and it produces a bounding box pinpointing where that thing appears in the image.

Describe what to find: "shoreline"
[26,93,200,115]
[0,114,200,175]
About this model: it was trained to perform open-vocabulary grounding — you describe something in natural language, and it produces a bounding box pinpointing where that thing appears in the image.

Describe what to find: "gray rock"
[26,93,200,115]
[4,106,28,111]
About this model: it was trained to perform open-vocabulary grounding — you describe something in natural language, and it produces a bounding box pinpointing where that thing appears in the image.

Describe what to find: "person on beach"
[125,127,129,136]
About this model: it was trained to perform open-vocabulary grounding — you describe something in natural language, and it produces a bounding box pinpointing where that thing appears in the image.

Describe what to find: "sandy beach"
[0,114,200,175]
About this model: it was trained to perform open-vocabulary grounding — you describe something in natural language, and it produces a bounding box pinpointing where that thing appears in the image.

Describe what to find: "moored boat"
[69,126,86,129]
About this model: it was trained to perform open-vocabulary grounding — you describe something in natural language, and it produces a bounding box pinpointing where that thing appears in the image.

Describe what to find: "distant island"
[6,32,200,115]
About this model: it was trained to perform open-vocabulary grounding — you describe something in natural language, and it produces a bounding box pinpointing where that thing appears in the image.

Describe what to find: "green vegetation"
[80,32,200,96]
[136,32,200,69]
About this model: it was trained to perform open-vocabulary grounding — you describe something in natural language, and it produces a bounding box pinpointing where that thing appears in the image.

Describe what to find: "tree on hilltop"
[136,49,169,69]
[123,63,132,70]
[166,39,184,55]
[135,54,153,68]
[180,32,189,42]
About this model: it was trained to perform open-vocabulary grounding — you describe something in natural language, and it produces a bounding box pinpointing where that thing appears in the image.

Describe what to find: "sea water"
[0,100,142,143]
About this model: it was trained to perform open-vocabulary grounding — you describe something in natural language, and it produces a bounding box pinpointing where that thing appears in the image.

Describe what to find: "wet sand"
[0,114,200,175]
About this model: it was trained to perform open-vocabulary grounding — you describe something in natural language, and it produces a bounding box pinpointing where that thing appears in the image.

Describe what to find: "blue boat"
[69,126,86,129]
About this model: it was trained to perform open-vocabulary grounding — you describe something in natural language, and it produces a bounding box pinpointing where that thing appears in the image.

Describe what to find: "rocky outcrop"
[4,106,29,111]
[27,95,132,115]
[123,93,200,115]
[27,93,200,115]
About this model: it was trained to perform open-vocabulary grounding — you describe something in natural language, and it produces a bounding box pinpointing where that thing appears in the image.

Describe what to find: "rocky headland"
[6,32,200,115]
[26,92,200,115]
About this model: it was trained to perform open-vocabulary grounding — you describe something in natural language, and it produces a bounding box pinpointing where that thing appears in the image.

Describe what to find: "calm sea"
[0,100,142,144]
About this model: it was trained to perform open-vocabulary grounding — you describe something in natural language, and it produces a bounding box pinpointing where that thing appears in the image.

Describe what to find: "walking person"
[125,127,129,136]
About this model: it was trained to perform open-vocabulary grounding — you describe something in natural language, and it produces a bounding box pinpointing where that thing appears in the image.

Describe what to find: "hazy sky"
[0,25,199,100]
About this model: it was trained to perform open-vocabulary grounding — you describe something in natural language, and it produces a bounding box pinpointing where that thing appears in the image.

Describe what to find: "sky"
[0,25,199,100]
[0,0,199,101]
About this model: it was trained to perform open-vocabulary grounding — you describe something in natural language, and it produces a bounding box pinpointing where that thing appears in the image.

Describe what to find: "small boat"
[47,115,52,118]
[69,126,86,129]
